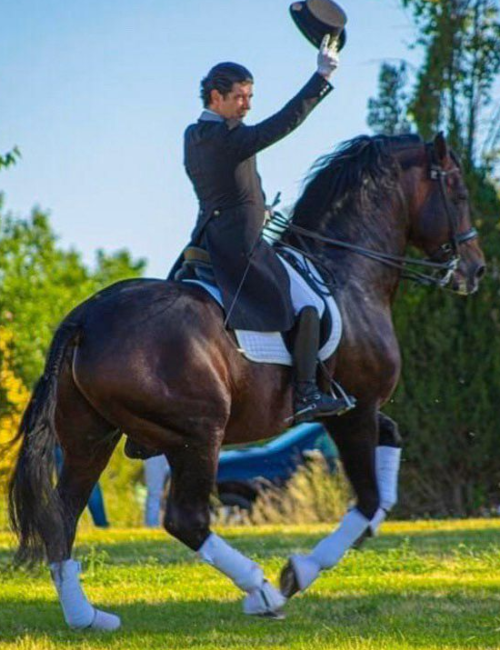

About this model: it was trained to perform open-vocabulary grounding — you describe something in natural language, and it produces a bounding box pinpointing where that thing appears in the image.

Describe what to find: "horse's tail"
[8,319,81,565]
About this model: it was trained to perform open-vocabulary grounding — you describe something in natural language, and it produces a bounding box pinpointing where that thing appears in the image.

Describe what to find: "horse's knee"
[164,504,210,551]
[378,412,403,448]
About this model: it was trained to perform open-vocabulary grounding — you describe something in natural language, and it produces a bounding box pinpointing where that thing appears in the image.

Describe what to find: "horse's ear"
[433,132,449,162]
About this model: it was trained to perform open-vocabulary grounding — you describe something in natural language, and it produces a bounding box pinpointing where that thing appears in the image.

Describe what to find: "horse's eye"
[453,192,468,204]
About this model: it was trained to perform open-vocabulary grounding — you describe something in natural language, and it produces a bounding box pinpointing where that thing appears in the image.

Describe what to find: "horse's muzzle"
[451,261,486,295]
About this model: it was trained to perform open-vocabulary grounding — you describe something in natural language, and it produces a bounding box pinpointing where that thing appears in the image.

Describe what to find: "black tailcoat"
[180,72,332,332]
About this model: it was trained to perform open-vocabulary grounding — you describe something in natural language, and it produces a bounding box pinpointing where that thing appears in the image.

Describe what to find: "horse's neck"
[292,192,409,302]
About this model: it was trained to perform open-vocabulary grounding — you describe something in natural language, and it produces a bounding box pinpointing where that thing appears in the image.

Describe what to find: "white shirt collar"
[199,109,224,122]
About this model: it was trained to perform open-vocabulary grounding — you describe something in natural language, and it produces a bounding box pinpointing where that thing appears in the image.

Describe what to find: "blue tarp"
[217,423,336,484]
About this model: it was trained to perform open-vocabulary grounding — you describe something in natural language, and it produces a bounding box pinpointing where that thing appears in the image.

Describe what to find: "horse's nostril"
[476,264,486,280]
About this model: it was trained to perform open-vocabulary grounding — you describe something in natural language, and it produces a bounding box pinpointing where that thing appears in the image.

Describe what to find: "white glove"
[317,34,340,80]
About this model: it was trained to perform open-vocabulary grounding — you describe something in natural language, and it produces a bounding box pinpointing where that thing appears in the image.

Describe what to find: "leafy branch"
[0,147,21,171]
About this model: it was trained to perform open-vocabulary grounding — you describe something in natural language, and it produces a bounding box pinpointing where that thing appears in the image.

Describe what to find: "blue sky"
[1,0,420,276]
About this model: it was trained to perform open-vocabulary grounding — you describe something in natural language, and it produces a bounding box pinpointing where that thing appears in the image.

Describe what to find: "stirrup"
[319,362,357,412]
[292,395,350,425]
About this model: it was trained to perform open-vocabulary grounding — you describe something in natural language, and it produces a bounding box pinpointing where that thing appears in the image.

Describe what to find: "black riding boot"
[292,306,346,424]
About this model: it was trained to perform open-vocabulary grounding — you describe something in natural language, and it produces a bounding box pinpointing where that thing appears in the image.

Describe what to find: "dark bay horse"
[9,133,485,628]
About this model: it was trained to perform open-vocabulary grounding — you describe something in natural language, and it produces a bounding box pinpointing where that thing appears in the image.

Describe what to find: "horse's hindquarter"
[72,282,235,444]
[224,361,292,444]
[334,287,402,407]
[71,280,290,447]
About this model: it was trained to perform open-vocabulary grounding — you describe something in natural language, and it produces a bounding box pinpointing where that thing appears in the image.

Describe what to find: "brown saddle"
[174,246,215,284]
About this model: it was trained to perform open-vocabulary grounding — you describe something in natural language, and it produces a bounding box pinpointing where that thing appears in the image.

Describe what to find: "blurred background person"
[144,455,171,527]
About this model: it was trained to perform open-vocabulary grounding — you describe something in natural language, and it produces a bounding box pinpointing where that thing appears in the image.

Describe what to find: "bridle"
[427,145,478,260]
[270,141,479,289]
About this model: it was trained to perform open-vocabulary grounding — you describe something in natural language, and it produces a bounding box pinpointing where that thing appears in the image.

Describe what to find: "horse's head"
[406,132,485,295]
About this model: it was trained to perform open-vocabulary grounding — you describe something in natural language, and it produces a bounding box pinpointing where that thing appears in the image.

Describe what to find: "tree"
[402,0,500,170]
[0,148,26,484]
[0,327,29,483]
[367,62,413,135]
[0,199,147,387]
[0,147,21,172]
[0,156,148,521]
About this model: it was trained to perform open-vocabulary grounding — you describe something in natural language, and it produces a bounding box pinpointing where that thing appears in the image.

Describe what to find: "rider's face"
[210,82,253,121]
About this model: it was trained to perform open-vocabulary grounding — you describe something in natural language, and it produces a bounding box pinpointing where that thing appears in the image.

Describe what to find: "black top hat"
[290,0,347,51]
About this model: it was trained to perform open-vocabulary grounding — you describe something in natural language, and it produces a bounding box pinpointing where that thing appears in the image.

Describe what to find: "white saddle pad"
[184,248,342,366]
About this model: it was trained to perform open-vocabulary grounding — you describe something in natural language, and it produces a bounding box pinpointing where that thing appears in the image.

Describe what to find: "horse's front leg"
[164,432,286,618]
[375,411,402,519]
[280,407,402,598]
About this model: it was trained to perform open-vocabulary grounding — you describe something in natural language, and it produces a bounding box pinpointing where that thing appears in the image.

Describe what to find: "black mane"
[291,134,423,230]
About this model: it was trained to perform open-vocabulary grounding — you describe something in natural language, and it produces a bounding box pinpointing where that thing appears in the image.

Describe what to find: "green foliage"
[389,283,500,516]
[402,0,500,168]
[0,197,147,512]
[249,455,350,525]
[97,439,145,528]
[367,63,413,135]
[0,147,20,172]
[0,197,146,387]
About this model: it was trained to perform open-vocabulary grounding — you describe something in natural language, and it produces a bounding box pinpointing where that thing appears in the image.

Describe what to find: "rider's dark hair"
[201,62,254,107]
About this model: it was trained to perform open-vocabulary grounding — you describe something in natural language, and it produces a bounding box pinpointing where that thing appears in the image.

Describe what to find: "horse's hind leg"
[48,376,121,631]
[164,435,286,618]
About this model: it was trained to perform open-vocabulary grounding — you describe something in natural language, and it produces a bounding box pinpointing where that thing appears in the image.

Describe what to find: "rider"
[179,39,346,424]
[125,38,345,460]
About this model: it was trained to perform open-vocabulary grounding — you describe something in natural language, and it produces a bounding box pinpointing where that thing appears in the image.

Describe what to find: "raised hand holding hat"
[317,34,340,79]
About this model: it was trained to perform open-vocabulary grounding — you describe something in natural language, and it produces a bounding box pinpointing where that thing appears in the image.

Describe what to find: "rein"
[269,144,478,289]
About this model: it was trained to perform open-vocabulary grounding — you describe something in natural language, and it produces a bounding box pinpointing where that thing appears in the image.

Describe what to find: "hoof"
[280,560,300,599]
[88,609,121,631]
[243,580,286,619]
[256,609,286,621]
[280,555,321,598]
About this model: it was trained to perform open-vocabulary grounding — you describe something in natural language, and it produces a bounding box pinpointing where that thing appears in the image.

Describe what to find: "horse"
[8,132,485,629]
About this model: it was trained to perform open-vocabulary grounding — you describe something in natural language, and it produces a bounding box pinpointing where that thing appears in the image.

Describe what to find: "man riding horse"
[126,3,350,460]
[178,49,346,424]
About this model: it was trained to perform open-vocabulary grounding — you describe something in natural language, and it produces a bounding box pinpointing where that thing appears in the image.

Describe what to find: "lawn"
[1,520,500,649]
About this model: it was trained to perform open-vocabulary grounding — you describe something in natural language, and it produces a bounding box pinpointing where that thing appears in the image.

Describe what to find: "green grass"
[1,520,500,649]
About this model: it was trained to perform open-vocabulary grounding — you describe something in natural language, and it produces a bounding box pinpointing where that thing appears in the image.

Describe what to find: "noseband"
[270,141,479,289]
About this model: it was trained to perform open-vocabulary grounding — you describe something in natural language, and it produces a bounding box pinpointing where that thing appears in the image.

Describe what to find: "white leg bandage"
[198,533,264,592]
[376,445,402,512]
[363,446,402,537]
[199,533,286,615]
[144,455,170,527]
[243,580,286,616]
[289,508,370,592]
[369,507,387,535]
[310,508,370,569]
[50,559,121,631]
